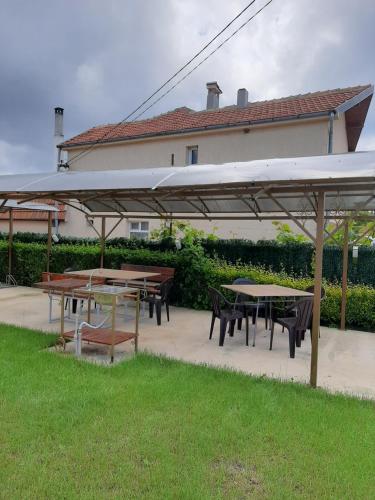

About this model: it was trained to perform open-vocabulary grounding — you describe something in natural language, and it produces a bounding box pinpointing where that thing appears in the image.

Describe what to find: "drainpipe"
[327,111,335,154]
[54,107,64,236]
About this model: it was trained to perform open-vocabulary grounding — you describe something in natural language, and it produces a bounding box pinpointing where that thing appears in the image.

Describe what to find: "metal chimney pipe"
[206,82,222,110]
[237,88,248,108]
[54,107,64,169]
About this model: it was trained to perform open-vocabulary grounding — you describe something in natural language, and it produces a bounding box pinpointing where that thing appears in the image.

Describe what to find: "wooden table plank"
[34,278,90,292]
[66,268,160,281]
[63,327,136,345]
[222,284,314,297]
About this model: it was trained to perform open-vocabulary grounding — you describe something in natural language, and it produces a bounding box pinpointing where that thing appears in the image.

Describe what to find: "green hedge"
[1,241,375,332]
[4,233,375,286]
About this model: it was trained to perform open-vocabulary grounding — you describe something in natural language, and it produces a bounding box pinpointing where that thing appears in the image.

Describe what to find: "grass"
[0,325,374,499]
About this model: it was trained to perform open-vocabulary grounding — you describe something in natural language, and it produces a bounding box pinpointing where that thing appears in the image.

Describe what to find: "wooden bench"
[109,264,175,294]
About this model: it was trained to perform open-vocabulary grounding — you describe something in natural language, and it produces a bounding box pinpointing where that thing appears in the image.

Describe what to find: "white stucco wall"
[8,115,348,240]
[67,117,331,172]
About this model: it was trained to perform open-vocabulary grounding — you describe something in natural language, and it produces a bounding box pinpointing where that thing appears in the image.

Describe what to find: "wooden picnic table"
[66,268,160,282]
[222,284,313,346]
[34,278,90,338]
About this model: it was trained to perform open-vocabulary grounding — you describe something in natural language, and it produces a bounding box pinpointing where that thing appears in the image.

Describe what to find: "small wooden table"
[34,278,90,338]
[64,284,140,362]
[222,284,313,346]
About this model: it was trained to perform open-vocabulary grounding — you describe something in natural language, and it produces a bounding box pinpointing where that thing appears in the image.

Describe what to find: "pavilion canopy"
[0,151,375,216]
[0,200,57,212]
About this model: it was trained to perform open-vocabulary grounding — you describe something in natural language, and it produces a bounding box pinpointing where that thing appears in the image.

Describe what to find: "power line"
[67,0,273,166]
[66,0,257,166]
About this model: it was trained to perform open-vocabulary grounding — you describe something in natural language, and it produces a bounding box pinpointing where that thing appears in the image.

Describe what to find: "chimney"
[237,88,248,108]
[54,107,64,137]
[206,81,222,110]
[54,107,66,170]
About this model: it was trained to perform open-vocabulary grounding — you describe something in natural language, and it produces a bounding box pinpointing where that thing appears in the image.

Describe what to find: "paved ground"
[1,286,375,399]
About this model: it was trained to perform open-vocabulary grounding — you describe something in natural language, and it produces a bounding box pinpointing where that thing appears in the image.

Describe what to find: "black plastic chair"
[302,285,325,340]
[270,298,313,358]
[208,287,246,346]
[232,277,268,331]
[143,278,174,326]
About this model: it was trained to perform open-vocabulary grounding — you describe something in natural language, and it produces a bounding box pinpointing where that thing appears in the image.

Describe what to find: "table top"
[34,278,90,292]
[66,268,160,281]
[222,284,314,298]
[73,284,139,297]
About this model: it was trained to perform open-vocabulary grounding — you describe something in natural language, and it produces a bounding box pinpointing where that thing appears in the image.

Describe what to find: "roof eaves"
[335,85,374,114]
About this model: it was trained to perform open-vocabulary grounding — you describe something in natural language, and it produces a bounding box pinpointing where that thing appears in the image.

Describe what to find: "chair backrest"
[208,287,225,317]
[294,299,314,331]
[121,263,175,283]
[232,277,256,303]
[305,285,326,300]
[159,278,174,301]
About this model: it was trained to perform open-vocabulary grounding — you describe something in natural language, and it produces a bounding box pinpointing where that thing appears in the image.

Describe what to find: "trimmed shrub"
[1,241,375,332]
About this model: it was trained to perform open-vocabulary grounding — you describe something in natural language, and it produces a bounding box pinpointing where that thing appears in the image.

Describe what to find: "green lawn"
[0,325,374,499]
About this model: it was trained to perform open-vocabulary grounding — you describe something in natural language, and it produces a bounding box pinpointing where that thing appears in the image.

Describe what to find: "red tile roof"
[61,85,372,148]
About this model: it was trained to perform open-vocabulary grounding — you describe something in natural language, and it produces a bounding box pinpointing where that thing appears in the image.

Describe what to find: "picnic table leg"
[74,298,82,357]
[110,295,116,363]
[134,290,140,353]
[60,291,65,339]
[143,278,146,316]
[87,295,91,324]
[252,299,260,347]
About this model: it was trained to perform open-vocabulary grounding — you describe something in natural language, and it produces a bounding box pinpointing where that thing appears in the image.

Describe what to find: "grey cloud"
[0,0,374,174]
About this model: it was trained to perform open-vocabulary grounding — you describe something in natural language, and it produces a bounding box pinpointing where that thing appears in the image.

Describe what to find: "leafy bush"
[1,241,375,332]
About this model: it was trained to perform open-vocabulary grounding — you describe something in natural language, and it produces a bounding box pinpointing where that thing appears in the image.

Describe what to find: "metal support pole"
[340,221,349,330]
[310,191,325,388]
[47,211,52,273]
[8,208,13,276]
[100,217,106,268]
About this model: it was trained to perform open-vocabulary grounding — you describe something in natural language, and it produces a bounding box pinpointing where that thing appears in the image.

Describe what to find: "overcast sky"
[0,0,374,174]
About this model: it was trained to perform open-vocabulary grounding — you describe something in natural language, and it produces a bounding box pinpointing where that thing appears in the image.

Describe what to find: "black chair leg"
[156,301,162,326]
[219,318,227,346]
[72,299,77,314]
[229,320,235,337]
[149,302,154,318]
[269,320,275,350]
[166,302,170,322]
[288,328,296,358]
[296,330,302,348]
[237,317,243,331]
[209,313,215,339]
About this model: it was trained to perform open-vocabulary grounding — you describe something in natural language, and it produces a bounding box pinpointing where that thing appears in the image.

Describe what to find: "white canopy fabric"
[0,151,375,215]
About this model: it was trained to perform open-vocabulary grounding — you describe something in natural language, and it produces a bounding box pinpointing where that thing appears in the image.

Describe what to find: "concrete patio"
[1,286,374,399]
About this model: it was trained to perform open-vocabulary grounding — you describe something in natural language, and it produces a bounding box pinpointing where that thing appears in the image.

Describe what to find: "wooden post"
[340,221,349,330]
[100,217,106,268]
[47,211,52,273]
[310,191,325,388]
[8,208,14,276]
